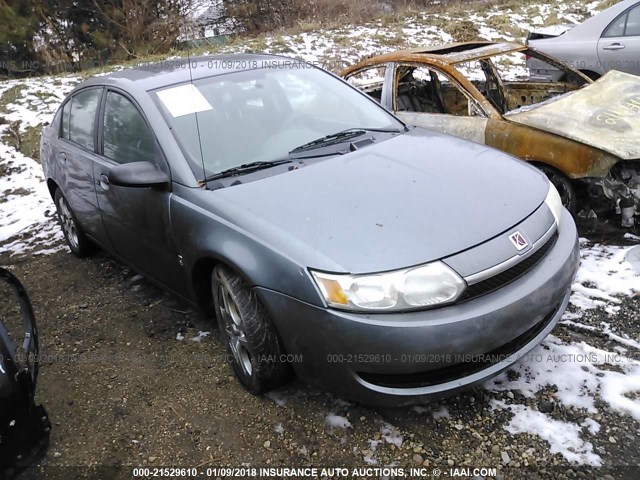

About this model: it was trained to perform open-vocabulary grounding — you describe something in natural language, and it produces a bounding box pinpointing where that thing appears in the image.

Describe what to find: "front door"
[93,89,183,291]
[391,63,489,144]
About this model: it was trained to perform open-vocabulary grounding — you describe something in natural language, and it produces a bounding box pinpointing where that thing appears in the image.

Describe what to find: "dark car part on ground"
[0,268,51,479]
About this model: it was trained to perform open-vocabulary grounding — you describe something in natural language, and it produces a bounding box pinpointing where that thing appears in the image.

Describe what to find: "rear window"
[603,4,640,37]
[68,88,101,151]
[60,101,71,140]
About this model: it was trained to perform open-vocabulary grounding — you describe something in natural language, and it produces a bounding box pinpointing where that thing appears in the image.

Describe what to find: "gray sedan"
[528,0,640,80]
[40,55,579,406]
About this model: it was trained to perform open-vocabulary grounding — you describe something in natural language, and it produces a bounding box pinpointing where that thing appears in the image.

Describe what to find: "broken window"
[394,65,484,117]
[454,51,587,115]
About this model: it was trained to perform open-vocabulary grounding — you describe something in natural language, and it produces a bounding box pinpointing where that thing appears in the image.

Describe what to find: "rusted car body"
[340,42,640,225]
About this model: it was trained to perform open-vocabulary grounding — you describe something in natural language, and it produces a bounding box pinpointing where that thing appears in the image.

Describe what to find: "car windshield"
[153,64,402,179]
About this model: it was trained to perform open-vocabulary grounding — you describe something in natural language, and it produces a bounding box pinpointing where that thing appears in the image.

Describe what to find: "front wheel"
[536,165,577,214]
[212,265,291,394]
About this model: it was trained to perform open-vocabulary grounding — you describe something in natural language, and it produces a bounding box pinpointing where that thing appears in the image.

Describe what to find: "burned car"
[41,55,579,406]
[341,42,640,226]
[0,268,50,478]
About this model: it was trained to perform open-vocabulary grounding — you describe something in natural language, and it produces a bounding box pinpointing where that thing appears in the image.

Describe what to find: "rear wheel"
[536,165,577,214]
[212,265,291,394]
[54,189,94,257]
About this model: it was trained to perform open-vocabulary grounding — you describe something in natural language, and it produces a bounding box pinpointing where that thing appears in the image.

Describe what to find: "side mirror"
[108,161,170,188]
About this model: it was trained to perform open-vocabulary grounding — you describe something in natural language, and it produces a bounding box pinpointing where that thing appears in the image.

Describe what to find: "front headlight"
[544,181,563,226]
[310,262,466,312]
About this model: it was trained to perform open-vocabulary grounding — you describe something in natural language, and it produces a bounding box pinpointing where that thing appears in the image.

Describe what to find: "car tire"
[54,189,94,257]
[536,165,577,214]
[212,265,291,394]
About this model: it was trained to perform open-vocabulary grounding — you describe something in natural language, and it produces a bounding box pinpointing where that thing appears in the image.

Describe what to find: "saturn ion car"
[40,55,579,406]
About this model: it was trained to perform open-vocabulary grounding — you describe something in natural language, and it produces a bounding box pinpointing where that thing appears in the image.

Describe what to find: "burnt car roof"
[77,53,305,92]
[350,42,527,67]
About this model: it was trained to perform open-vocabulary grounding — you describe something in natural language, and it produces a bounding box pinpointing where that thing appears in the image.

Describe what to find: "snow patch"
[325,414,352,430]
[487,335,640,420]
[380,423,403,447]
[570,240,640,313]
[189,331,211,342]
[491,400,601,466]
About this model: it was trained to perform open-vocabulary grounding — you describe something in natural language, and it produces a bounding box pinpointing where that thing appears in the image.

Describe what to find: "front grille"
[458,231,558,303]
[357,307,558,389]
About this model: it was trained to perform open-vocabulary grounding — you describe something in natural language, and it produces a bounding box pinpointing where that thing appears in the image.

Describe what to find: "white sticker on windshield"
[156,84,213,117]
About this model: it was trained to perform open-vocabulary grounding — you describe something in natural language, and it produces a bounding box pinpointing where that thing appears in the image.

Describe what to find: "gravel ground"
[1,222,638,480]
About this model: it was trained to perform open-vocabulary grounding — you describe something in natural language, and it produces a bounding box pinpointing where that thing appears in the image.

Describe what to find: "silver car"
[527,0,640,80]
[40,55,579,406]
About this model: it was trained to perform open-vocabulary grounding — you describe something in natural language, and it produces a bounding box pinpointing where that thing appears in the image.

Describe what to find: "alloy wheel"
[58,196,79,250]
[217,284,253,377]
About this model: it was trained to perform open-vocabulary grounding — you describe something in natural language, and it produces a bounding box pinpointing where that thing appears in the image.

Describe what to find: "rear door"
[93,88,183,290]
[56,87,110,245]
[597,2,640,75]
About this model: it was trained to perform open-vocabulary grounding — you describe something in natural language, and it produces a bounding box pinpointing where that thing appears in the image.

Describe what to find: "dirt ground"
[1,223,638,480]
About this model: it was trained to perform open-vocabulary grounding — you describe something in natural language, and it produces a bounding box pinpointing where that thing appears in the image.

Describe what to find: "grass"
[447,19,481,42]
[0,86,25,114]
[597,0,621,10]
[2,124,42,161]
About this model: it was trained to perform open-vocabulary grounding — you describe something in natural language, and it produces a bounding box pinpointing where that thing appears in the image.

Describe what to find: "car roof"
[569,0,639,36]
[77,53,304,92]
[348,42,527,68]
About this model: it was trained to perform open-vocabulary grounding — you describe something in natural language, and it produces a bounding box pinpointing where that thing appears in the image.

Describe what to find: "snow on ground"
[326,414,352,430]
[491,399,603,466]
[0,142,64,256]
[0,76,78,257]
[484,238,640,467]
[487,335,640,417]
[380,423,403,448]
[569,239,640,313]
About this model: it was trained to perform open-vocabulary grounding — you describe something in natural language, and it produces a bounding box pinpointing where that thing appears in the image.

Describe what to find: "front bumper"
[257,213,579,407]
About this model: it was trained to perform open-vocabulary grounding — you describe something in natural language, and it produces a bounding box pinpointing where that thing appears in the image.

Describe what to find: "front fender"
[170,186,324,308]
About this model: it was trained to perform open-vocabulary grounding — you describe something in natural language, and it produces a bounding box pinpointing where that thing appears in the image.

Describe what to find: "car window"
[625,5,640,36]
[604,13,627,37]
[394,65,484,117]
[68,88,101,150]
[103,91,156,164]
[345,66,386,103]
[154,66,401,178]
[60,100,71,140]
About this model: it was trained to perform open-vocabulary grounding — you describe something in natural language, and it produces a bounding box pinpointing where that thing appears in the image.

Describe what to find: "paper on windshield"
[156,84,213,117]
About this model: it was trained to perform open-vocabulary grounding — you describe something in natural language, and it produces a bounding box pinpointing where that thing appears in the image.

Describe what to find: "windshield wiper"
[199,159,293,184]
[289,127,405,154]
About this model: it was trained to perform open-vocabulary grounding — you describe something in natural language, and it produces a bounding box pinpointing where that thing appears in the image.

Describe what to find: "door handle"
[603,43,625,50]
[99,174,110,191]
[55,152,66,162]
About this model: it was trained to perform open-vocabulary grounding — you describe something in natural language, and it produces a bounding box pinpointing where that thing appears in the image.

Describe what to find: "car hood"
[506,71,640,160]
[212,128,548,273]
